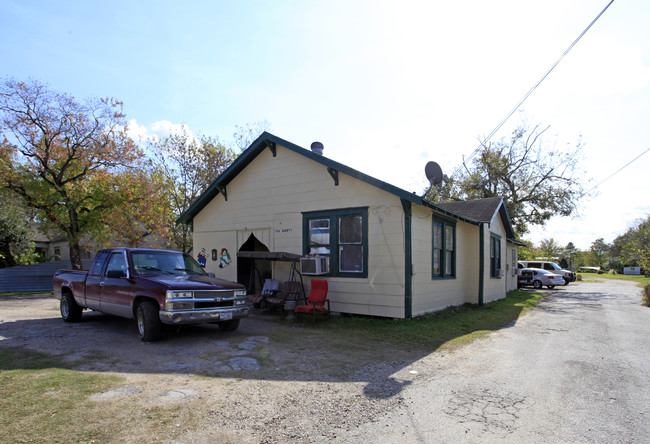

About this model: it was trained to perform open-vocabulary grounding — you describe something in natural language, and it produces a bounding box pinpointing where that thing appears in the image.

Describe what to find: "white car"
[518,268,565,289]
[518,261,576,285]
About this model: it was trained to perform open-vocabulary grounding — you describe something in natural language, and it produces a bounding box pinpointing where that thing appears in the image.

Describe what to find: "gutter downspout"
[479,222,485,306]
[401,199,413,318]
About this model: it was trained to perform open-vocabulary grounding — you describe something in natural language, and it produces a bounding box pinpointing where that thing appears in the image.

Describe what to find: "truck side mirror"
[106,269,127,279]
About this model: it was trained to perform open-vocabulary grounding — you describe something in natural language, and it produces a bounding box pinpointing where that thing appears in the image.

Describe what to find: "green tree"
[589,238,610,268]
[612,216,650,273]
[571,249,588,269]
[538,238,562,260]
[86,168,174,250]
[0,190,37,267]
[517,241,535,260]
[0,78,147,269]
[563,242,577,268]
[149,128,237,252]
[426,123,585,235]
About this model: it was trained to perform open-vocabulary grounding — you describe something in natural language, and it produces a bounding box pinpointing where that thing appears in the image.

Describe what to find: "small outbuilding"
[178,132,521,318]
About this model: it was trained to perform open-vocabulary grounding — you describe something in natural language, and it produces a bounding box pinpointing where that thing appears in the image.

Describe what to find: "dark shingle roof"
[436,197,504,223]
[437,196,519,241]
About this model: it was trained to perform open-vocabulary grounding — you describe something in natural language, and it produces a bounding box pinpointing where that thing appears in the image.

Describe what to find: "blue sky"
[2,0,648,250]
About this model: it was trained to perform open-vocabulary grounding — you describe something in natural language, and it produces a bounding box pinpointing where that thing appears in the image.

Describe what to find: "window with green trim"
[303,207,368,277]
[432,217,455,278]
[490,234,501,278]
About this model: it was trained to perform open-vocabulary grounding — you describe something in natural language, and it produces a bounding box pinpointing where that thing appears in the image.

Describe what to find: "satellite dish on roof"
[425,161,444,186]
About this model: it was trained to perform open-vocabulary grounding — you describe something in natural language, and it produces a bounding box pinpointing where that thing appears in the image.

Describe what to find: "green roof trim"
[177,132,481,226]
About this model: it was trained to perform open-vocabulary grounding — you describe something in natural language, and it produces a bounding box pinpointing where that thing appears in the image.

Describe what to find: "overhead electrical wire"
[581,147,650,197]
[449,0,616,180]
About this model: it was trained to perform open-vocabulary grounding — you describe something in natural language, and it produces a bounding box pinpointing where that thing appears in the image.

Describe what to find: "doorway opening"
[237,234,271,294]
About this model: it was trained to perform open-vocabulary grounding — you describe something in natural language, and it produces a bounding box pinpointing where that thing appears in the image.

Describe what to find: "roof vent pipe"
[311,141,324,155]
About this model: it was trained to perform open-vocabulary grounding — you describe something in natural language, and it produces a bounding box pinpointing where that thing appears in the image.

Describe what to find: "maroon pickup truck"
[53,248,248,341]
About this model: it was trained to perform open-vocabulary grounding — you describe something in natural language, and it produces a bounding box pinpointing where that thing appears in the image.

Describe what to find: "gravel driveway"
[335,279,650,443]
[1,280,648,443]
[0,294,417,443]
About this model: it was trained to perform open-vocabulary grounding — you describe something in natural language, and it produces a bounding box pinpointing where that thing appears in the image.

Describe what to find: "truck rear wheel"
[61,292,83,322]
[136,301,163,342]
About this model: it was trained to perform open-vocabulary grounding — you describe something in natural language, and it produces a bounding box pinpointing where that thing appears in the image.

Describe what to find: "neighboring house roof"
[437,197,522,244]
[177,132,518,241]
[30,224,67,244]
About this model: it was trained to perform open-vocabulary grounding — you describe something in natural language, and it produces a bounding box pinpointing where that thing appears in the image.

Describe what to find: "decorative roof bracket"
[327,167,339,186]
[265,140,277,157]
[216,184,227,201]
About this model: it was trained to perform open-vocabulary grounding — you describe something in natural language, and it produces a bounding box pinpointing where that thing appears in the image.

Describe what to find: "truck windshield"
[132,251,207,276]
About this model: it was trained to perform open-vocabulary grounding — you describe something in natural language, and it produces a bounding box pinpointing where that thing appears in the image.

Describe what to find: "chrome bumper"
[159,306,249,324]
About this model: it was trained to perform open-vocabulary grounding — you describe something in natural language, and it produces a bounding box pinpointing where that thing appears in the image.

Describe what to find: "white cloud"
[126,119,150,142]
[127,119,198,144]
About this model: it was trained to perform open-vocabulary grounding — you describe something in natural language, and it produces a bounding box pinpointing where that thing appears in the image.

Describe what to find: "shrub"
[642,284,650,307]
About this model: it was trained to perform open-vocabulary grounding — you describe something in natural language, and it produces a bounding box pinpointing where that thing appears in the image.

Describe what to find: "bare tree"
[426,123,586,235]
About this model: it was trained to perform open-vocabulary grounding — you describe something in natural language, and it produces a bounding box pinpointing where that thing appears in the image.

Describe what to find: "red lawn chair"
[295,279,330,322]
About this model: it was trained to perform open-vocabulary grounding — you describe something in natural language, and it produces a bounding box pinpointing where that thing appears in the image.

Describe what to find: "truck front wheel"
[61,292,83,322]
[218,319,240,332]
[136,301,163,342]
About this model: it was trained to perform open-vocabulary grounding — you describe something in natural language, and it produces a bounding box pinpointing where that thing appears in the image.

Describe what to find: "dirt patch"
[0,295,426,443]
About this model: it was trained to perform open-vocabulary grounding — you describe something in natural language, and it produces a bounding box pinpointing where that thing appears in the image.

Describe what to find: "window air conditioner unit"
[300,257,329,275]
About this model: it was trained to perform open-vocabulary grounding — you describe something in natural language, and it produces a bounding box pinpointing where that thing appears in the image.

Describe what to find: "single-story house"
[177,132,521,318]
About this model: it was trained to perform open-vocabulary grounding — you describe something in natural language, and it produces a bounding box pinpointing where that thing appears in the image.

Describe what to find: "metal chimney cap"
[311,141,324,155]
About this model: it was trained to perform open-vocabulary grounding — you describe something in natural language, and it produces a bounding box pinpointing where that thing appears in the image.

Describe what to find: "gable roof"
[436,196,504,223]
[437,196,519,242]
[177,132,518,242]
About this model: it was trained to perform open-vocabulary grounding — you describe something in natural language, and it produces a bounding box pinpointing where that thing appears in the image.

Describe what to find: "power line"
[450,0,615,179]
[582,147,650,196]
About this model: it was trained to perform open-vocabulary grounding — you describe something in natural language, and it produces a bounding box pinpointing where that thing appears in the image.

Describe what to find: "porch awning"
[236,251,302,262]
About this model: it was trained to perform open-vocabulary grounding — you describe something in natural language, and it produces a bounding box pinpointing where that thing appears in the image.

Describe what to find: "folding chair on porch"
[295,279,330,322]
[246,278,280,308]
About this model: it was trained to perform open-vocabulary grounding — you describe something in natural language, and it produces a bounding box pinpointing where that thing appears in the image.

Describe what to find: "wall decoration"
[219,248,232,268]
[211,249,218,261]
[197,248,207,267]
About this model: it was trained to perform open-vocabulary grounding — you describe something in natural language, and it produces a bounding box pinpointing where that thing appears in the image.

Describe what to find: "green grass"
[0,347,123,444]
[578,272,650,287]
[291,289,543,353]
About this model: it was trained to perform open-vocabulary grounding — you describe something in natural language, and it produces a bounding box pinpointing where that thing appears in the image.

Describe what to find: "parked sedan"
[518,268,565,289]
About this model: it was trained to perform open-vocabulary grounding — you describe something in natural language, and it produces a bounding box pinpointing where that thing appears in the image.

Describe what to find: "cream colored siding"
[411,206,480,316]
[193,144,407,318]
[505,242,519,292]
[191,141,514,318]
[483,215,508,303]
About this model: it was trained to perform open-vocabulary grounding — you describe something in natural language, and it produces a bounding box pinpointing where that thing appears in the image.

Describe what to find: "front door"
[99,251,133,318]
